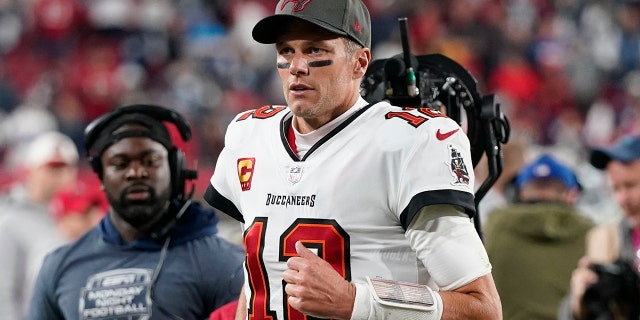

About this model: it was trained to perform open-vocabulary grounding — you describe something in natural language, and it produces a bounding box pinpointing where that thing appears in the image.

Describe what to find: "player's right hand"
[283,241,357,320]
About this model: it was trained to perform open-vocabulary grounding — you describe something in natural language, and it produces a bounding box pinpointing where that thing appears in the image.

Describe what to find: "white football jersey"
[205,100,475,320]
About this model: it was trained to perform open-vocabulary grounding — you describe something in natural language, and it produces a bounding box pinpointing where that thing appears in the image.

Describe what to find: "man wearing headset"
[26,104,245,320]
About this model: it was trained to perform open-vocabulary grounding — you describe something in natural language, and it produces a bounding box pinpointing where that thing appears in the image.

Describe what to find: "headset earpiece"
[89,156,103,179]
[169,148,181,200]
[169,147,186,200]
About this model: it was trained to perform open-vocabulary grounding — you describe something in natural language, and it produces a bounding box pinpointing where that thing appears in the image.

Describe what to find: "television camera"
[582,259,640,320]
[360,18,510,239]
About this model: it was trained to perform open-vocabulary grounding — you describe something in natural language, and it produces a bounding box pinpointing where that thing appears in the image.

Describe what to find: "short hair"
[343,37,363,58]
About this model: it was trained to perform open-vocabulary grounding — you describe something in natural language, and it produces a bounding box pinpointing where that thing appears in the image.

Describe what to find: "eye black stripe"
[308,60,332,67]
[276,60,333,69]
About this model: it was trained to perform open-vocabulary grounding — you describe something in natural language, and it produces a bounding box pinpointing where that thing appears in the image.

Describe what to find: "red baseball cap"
[50,182,108,220]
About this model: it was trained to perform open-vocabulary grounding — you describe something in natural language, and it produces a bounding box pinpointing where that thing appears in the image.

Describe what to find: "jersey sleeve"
[204,113,248,223]
[397,115,476,229]
[406,206,491,290]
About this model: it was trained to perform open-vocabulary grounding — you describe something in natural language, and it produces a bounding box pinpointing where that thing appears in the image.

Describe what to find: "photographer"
[559,134,640,320]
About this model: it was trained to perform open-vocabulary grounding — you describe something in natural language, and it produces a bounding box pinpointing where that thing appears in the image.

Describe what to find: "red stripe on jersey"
[287,123,298,155]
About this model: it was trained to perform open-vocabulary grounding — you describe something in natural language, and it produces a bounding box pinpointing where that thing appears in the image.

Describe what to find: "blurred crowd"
[1,0,640,223]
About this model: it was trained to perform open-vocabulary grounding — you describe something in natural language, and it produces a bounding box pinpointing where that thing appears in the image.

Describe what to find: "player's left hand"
[283,241,356,320]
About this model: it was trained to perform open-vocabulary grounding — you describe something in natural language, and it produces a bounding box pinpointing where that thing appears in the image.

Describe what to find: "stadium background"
[1,0,639,224]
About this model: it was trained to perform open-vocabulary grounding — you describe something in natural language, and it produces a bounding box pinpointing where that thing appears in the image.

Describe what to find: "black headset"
[84,104,198,201]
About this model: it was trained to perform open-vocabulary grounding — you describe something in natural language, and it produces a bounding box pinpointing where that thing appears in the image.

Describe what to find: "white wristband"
[350,280,443,320]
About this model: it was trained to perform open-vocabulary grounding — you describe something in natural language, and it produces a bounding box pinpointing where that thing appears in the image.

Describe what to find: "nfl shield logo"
[288,165,303,184]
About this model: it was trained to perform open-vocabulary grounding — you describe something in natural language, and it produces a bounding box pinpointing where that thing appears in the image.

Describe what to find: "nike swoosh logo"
[436,128,459,140]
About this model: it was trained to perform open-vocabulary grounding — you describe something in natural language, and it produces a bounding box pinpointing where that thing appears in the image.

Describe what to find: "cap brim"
[590,146,640,169]
[252,15,348,44]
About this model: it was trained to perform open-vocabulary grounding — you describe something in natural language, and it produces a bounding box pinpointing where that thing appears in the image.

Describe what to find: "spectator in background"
[476,133,528,223]
[559,134,640,320]
[0,131,79,319]
[484,154,594,320]
[49,178,108,240]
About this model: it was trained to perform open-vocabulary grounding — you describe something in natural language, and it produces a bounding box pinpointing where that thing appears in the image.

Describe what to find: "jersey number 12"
[244,217,351,320]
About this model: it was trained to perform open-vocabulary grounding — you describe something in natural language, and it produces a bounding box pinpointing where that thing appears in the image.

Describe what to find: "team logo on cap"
[354,20,363,32]
[237,158,256,191]
[447,145,470,185]
[280,0,312,12]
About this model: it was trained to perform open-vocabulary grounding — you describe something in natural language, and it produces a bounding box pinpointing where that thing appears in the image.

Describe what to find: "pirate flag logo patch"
[447,145,470,185]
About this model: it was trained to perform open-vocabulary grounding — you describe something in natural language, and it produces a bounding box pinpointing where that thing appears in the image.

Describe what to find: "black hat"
[590,134,640,169]
[90,113,173,160]
[252,0,371,48]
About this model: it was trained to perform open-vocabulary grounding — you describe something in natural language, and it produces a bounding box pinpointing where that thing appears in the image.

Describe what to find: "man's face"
[518,179,575,204]
[27,163,77,203]
[100,135,172,229]
[275,20,367,130]
[607,159,640,228]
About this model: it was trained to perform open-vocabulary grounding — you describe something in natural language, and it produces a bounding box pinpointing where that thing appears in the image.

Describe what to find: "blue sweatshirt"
[26,201,245,320]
